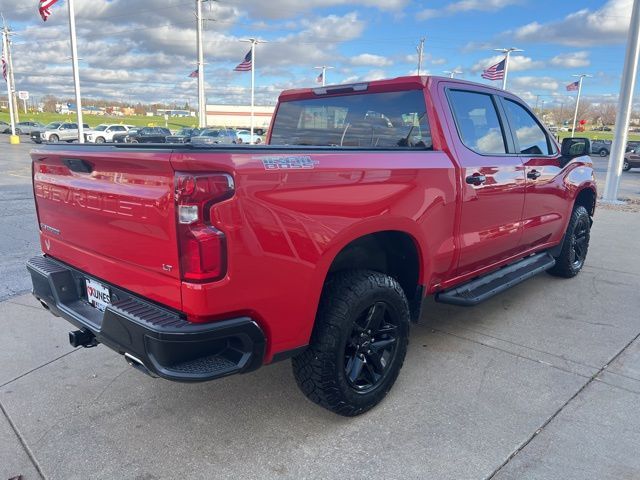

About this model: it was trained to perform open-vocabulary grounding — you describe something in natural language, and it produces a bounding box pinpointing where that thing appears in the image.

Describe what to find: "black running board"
[435,253,556,307]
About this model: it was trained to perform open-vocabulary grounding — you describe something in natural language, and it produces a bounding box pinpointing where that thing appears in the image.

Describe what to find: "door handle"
[527,169,542,180]
[466,173,487,186]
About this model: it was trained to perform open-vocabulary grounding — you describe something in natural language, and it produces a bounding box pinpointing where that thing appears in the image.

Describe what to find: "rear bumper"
[27,255,266,383]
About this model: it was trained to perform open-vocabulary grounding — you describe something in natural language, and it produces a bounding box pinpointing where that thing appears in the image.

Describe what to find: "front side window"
[448,90,507,155]
[504,100,552,155]
[270,90,432,149]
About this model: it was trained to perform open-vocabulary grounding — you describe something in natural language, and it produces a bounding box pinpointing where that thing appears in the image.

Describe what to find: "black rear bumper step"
[435,252,556,307]
[27,255,265,383]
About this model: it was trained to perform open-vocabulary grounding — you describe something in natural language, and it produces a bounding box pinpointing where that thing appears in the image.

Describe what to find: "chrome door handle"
[527,170,542,180]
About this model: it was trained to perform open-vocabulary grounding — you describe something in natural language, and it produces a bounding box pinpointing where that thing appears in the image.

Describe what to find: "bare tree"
[42,95,59,113]
[596,103,617,126]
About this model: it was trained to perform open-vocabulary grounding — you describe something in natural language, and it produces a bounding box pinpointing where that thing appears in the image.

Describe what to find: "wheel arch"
[319,228,426,322]
[575,186,597,217]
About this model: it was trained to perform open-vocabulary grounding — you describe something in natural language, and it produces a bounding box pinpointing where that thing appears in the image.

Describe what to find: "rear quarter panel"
[171,148,457,360]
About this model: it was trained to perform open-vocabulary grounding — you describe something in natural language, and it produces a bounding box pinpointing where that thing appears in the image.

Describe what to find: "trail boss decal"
[258,155,319,170]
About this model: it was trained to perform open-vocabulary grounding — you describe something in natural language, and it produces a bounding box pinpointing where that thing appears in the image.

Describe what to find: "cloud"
[1,0,370,105]
[471,55,544,73]
[350,54,393,67]
[418,0,521,20]
[550,51,591,68]
[511,76,560,92]
[513,0,632,46]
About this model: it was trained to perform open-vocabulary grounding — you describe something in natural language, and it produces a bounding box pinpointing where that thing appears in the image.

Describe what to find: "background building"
[206,104,275,130]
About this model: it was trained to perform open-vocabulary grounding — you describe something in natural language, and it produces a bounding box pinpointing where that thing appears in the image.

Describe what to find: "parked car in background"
[31,122,90,143]
[190,128,238,145]
[591,140,612,157]
[165,128,202,144]
[235,129,263,144]
[85,124,134,143]
[623,150,640,171]
[2,121,45,135]
[124,127,171,143]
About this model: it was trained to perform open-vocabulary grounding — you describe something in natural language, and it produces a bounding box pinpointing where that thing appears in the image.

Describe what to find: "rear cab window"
[270,90,432,149]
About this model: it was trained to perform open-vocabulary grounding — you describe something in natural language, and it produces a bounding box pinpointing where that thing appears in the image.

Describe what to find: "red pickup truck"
[27,76,596,416]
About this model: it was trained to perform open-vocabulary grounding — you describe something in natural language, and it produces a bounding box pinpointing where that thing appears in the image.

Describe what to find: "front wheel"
[95,137,105,144]
[48,134,59,143]
[292,270,410,416]
[548,205,591,278]
[623,159,631,171]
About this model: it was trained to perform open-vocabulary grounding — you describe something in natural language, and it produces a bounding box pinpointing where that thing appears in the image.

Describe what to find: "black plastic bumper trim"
[27,255,266,383]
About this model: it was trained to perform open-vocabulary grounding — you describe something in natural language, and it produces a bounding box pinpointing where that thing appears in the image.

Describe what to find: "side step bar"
[436,252,556,307]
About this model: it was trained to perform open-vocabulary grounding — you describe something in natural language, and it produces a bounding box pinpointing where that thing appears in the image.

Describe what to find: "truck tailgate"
[31,146,183,310]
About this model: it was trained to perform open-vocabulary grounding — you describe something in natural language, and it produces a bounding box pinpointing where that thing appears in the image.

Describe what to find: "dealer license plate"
[85,278,111,312]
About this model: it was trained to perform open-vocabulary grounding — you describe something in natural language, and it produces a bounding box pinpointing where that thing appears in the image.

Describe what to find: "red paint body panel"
[30,76,596,363]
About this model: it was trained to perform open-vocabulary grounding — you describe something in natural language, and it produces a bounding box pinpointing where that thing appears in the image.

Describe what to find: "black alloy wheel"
[570,215,590,271]
[292,270,410,416]
[344,301,399,393]
[548,205,591,278]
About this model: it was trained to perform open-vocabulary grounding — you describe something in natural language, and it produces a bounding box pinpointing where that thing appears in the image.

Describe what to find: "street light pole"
[603,0,640,203]
[196,0,207,128]
[1,27,16,138]
[68,0,84,143]
[417,37,425,75]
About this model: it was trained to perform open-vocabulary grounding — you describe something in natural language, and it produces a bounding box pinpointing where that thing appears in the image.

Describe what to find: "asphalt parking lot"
[1,137,640,479]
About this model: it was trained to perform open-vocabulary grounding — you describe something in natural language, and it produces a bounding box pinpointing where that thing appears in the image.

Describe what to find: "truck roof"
[278,75,507,102]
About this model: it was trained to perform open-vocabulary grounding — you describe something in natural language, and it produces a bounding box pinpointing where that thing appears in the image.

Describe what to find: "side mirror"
[561,137,590,159]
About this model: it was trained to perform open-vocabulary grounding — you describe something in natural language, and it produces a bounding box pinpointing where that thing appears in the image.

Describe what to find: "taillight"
[175,173,234,282]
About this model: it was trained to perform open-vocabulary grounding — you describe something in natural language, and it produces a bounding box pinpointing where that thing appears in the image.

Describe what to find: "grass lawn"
[557,130,640,142]
[0,111,198,130]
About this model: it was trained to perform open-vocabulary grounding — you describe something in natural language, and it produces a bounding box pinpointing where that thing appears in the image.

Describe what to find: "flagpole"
[250,39,255,139]
[494,47,522,90]
[196,0,206,129]
[502,51,510,90]
[67,0,84,143]
[570,74,590,138]
[1,28,16,138]
[314,66,334,86]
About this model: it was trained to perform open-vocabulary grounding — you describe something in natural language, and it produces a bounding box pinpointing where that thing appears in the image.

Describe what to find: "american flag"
[566,81,580,91]
[189,68,199,78]
[234,50,252,72]
[316,71,323,84]
[39,0,60,22]
[481,59,506,81]
[1,53,6,82]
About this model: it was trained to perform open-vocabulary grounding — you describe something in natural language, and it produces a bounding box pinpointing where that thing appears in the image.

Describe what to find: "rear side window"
[448,90,507,155]
[503,100,552,155]
[270,90,432,149]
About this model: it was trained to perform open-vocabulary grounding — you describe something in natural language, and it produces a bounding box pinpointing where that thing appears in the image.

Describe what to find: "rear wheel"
[548,205,591,278]
[292,270,410,416]
[599,148,609,157]
[623,159,631,171]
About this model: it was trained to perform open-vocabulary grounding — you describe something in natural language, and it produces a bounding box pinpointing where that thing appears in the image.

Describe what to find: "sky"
[0,0,634,109]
